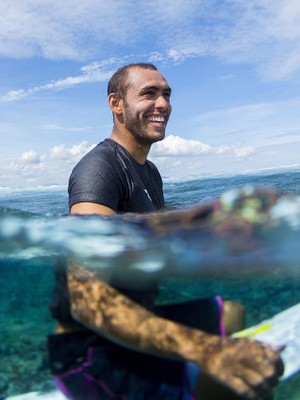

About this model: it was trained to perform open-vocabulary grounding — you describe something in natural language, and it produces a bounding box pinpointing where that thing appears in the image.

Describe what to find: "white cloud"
[40,124,93,132]
[49,145,67,159]
[2,141,95,187]
[152,134,256,160]
[0,1,197,59]
[9,151,45,182]
[152,134,212,156]
[1,1,300,80]
[150,135,256,179]
[1,136,256,188]
[3,134,300,187]
[0,60,117,102]
[48,141,95,162]
[19,150,41,164]
[234,146,256,160]
[0,89,30,102]
[216,145,256,160]
[0,1,129,59]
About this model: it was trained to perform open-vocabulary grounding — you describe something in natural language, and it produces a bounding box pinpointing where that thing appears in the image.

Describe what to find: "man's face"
[122,68,172,146]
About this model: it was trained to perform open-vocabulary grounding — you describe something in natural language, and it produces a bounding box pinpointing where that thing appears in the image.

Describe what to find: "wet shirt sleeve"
[68,155,125,212]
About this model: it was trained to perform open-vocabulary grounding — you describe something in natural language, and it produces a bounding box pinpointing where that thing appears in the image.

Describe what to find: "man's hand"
[195,337,284,399]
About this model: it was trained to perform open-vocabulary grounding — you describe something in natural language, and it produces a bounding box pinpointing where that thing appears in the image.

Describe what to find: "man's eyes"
[142,90,171,99]
[144,90,155,96]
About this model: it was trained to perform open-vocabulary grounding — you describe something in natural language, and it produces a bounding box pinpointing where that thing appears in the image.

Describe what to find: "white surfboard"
[232,301,300,381]
[6,303,300,399]
[5,392,67,399]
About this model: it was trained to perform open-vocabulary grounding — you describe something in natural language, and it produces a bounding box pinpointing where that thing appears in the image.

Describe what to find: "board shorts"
[47,296,225,400]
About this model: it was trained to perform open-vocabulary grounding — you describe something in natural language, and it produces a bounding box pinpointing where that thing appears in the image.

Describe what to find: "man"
[69,62,169,216]
[48,63,283,399]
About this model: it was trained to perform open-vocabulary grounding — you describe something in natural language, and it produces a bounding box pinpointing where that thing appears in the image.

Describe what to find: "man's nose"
[155,94,170,110]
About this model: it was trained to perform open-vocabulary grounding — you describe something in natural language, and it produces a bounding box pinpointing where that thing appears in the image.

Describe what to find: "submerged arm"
[67,264,283,399]
[70,202,115,216]
[67,263,207,359]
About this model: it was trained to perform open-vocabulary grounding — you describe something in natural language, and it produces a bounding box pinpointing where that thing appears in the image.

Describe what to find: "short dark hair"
[107,63,157,99]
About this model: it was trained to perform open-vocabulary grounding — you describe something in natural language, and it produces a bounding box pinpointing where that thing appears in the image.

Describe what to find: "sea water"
[1,170,300,399]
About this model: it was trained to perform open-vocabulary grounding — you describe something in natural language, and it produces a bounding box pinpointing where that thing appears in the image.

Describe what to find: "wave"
[239,164,300,176]
[0,184,66,192]
[163,164,300,183]
[1,187,300,294]
[2,165,300,192]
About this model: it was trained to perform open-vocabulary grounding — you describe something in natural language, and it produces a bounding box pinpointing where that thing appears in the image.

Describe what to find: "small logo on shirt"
[144,189,152,202]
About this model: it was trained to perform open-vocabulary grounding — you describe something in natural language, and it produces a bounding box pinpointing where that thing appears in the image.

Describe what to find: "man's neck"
[110,128,150,165]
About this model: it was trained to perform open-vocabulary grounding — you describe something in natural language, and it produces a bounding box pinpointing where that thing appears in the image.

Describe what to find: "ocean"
[1,169,300,399]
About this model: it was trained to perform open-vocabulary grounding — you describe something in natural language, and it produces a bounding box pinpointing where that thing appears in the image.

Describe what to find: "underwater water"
[1,170,300,399]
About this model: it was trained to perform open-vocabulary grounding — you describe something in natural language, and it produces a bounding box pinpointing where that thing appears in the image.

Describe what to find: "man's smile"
[145,114,167,127]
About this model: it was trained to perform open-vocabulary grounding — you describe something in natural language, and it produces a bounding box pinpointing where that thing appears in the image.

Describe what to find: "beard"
[123,101,165,146]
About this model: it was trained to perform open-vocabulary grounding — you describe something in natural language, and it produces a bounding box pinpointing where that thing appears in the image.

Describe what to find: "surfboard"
[4,392,67,399]
[5,303,300,399]
[232,301,300,381]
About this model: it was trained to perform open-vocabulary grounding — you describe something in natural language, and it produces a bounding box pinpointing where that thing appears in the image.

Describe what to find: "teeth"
[147,116,165,122]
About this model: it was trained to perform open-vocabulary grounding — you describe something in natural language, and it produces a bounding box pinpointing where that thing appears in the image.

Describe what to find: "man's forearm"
[67,265,217,364]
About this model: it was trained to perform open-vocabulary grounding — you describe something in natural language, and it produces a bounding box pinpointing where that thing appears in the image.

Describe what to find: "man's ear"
[108,93,124,116]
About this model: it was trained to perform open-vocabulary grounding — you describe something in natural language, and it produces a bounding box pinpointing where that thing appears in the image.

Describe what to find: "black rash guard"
[68,138,164,213]
[49,139,222,396]
[52,137,165,324]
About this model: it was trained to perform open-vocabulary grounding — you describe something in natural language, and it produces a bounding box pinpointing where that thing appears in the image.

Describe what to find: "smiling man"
[48,64,283,400]
[69,63,171,216]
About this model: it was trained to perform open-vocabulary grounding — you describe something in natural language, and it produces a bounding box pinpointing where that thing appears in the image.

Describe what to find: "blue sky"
[1,0,300,188]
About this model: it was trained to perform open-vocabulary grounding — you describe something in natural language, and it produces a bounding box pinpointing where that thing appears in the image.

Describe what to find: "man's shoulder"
[76,139,118,166]
[145,158,158,170]
[145,158,161,178]
[87,138,116,156]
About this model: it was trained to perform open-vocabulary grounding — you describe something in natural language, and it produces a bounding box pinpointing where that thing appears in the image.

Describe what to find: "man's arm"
[70,202,115,215]
[67,264,283,400]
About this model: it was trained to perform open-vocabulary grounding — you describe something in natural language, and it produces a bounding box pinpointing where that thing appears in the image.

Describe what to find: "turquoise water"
[1,170,300,398]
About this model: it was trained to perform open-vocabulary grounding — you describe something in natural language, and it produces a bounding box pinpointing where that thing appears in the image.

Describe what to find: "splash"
[1,186,300,293]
